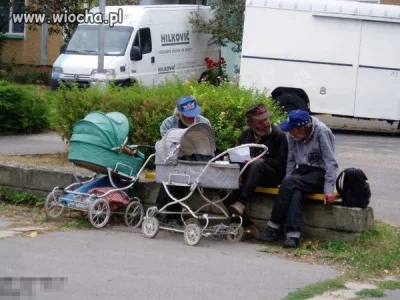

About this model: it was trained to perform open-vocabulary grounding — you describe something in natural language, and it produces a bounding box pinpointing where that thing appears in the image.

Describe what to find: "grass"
[376,280,400,290]
[284,278,346,300]
[270,221,400,300]
[60,217,92,229]
[0,188,45,207]
[356,288,385,297]
[317,222,400,279]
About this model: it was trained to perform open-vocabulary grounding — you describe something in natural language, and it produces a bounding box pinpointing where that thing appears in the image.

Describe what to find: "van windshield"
[65,25,133,56]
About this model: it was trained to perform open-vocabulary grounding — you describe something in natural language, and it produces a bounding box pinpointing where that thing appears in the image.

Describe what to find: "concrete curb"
[0,163,374,241]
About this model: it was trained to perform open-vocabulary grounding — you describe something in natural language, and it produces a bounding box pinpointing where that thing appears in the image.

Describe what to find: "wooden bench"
[254,187,341,202]
[142,171,341,202]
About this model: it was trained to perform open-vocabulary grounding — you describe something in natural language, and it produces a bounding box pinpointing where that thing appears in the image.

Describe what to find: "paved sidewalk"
[0,229,339,300]
[0,132,67,155]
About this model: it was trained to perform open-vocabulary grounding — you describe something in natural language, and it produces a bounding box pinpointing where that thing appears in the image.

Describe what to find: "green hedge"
[0,81,50,135]
[51,79,286,151]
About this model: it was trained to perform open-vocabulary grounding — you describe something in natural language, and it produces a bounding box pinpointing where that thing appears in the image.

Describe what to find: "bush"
[0,58,51,85]
[50,78,285,151]
[0,82,50,135]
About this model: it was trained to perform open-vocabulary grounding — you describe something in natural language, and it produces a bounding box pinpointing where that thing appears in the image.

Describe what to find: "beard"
[253,126,272,136]
[291,134,305,141]
[181,117,196,127]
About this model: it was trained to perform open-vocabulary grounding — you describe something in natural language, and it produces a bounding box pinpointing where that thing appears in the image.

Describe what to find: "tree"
[189,0,245,53]
[26,0,139,42]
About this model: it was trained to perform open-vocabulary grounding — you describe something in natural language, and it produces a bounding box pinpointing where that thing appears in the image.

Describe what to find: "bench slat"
[255,187,341,201]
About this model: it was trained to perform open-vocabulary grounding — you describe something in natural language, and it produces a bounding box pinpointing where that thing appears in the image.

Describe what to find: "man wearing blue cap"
[156,96,211,220]
[255,109,338,248]
[160,95,211,136]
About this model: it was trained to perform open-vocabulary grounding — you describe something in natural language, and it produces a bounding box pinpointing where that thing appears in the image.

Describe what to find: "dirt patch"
[0,153,92,175]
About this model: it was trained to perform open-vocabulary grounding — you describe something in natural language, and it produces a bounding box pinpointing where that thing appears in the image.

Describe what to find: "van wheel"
[276,94,308,113]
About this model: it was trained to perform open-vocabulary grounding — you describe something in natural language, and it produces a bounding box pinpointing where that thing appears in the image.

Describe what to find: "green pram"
[44,111,154,229]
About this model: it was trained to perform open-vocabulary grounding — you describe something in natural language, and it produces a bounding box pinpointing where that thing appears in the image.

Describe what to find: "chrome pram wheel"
[89,198,110,229]
[124,200,144,228]
[184,224,202,246]
[184,218,200,227]
[142,217,159,238]
[227,223,244,242]
[45,189,65,219]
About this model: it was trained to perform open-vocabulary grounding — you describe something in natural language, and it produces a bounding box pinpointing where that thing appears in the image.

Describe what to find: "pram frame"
[142,143,268,246]
[44,146,155,229]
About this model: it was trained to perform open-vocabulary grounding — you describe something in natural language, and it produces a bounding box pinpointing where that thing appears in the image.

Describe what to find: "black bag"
[336,168,371,208]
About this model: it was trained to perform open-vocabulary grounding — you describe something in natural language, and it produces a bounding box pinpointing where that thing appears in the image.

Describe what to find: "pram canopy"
[71,111,129,149]
[68,111,144,175]
[155,123,216,164]
[155,123,240,189]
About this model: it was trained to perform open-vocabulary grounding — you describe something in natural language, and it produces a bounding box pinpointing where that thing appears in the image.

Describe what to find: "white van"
[51,5,219,89]
[240,0,400,124]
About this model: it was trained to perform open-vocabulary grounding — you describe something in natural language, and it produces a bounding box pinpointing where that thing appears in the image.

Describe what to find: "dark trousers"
[224,160,282,227]
[155,185,188,217]
[269,166,325,237]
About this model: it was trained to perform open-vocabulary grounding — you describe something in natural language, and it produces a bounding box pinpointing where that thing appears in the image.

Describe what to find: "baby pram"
[44,111,154,229]
[142,123,267,246]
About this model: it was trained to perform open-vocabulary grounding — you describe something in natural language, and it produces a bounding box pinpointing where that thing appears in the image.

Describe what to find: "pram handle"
[192,143,268,186]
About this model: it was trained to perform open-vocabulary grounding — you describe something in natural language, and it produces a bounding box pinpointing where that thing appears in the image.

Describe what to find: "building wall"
[2,29,63,66]
[381,0,400,4]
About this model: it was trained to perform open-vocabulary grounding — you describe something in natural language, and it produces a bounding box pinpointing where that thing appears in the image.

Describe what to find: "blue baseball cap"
[279,109,312,132]
[177,96,201,117]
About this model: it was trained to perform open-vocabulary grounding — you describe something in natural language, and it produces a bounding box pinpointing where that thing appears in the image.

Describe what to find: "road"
[334,132,400,226]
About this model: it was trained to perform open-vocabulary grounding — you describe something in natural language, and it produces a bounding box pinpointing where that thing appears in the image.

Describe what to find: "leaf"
[27,231,39,238]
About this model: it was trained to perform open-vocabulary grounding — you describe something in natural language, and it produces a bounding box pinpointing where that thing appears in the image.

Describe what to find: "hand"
[324,193,336,205]
[244,158,264,164]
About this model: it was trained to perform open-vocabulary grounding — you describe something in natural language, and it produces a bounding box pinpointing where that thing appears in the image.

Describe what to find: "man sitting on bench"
[255,109,338,248]
[226,104,288,240]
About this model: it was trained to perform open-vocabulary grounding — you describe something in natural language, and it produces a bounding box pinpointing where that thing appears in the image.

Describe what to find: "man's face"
[289,127,306,141]
[250,117,271,135]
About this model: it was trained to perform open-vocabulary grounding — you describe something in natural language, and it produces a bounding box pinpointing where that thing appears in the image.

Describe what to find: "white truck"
[240,0,400,125]
[51,5,219,89]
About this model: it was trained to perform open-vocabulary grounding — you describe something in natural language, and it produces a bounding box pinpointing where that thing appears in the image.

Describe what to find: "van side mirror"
[60,43,68,54]
[130,46,142,61]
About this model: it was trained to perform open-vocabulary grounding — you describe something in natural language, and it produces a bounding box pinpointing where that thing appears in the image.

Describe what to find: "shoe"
[229,201,245,216]
[241,224,260,241]
[283,237,299,248]
[254,226,282,242]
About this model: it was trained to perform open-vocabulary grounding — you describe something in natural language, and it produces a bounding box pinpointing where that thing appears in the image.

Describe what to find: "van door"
[354,21,400,120]
[129,27,157,85]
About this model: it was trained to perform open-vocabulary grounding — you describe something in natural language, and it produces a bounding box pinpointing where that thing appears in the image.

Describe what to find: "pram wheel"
[227,223,244,242]
[142,217,159,238]
[89,198,111,229]
[184,218,200,227]
[183,224,202,246]
[45,189,65,219]
[124,200,144,228]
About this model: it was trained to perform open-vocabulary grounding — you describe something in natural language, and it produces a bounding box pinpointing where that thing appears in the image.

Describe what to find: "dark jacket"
[238,125,288,180]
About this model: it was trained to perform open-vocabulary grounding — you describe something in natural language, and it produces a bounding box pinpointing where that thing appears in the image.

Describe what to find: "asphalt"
[0,230,338,300]
[0,132,68,155]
